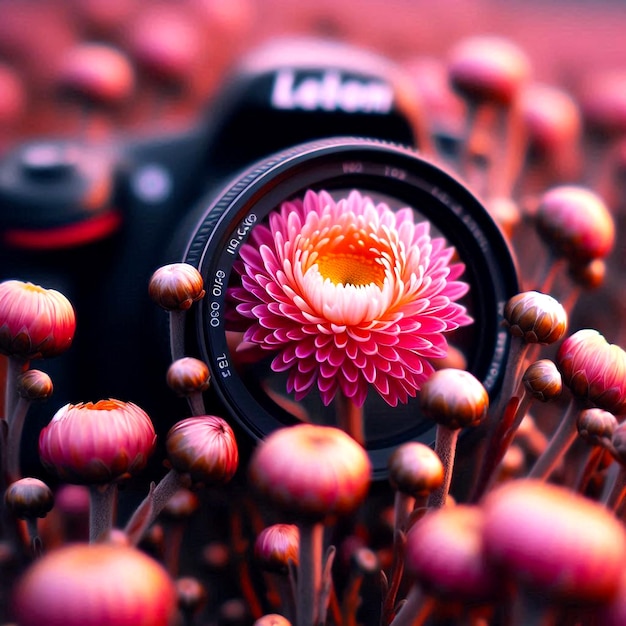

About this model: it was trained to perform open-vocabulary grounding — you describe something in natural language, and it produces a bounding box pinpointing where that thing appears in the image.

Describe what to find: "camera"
[0,38,518,477]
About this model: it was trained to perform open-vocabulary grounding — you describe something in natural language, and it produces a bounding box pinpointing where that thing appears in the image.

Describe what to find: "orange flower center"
[316,252,385,288]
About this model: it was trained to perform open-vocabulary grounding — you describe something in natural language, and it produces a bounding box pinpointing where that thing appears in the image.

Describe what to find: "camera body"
[0,39,517,476]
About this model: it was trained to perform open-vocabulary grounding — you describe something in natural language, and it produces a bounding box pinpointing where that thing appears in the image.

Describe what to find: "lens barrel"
[182,137,518,478]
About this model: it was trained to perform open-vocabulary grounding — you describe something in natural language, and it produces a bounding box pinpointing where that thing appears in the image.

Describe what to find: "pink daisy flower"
[229,189,472,407]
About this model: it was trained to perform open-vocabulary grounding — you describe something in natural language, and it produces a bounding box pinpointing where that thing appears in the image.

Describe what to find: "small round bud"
[578,408,618,447]
[5,478,54,519]
[166,416,238,486]
[149,263,205,311]
[176,576,208,618]
[166,357,210,396]
[351,546,379,575]
[419,369,489,430]
[556,329,626,414]
[161,488,199,520]
[0,280,76,360]
[568,258,606,290]
[522,359,562,402]
[448,35,531,106]
[57,43,134,107]
[249,424,371,520]
[16,369,53,401]
[254,524,299,574]
[521,83,581,156]
[504,291,567,345]
[535,186,615,264]
[387,442,444,497]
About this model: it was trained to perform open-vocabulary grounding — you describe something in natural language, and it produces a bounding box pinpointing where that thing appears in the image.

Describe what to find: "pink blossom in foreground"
[230,189,472,407]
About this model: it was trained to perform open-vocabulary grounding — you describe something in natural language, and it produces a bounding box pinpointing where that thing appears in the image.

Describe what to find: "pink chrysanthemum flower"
[230,189,472,407]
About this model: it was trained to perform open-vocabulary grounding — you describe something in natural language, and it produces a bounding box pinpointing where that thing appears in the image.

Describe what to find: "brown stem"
[169,310,187,362]
[527,398,579,481]
[4,357,27,420]
[393,491,414,533]
[6,396,31,482]
[124,470,189,546]
[89,483,118,543]
[297,520,324,626]
[335,392,365,446]
[381,529,407,626]
[427,426,459,508]
[187,391,206,417]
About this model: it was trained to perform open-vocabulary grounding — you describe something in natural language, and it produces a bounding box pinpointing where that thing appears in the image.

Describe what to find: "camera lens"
[182,137,518,478]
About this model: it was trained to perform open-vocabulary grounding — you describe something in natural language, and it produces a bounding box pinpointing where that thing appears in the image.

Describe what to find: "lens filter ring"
[183,137,519,478]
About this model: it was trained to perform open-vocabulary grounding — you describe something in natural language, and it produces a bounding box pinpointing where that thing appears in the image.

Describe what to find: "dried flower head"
[535,186,615,264]
[166,416,238,486]
[481,480,626,603]
[522,359,562,402]
[166,357,210,396]
[448,35,531,106]
[230,189,472,407]
[16,369,53,401]
[148,263,205,311]
[556,329,626,414]
[419,368,489,430]
[11,543,177,626]
[249,423,371,520]
[504,291,567,344]
[5,477,54,519]
[38,400,156,484]
[0,280,76,360]
[387,441,444,497]
[255,523,300,574]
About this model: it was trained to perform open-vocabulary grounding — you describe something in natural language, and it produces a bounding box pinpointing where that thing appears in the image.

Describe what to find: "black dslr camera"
[0,38,517,476]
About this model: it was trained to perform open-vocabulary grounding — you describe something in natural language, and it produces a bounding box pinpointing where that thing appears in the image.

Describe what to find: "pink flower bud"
[166,357,210,396]
[39,400,156,484]
[166,416,238,486]
[387,441,444,497]
[522,359,562,402]
[556,329,626,414]
[16,369,53,401]
[12,543,177,626]
[535,186,615,263]
[0,280,76,360]
[255,524,300,574]
[249,424,371,520]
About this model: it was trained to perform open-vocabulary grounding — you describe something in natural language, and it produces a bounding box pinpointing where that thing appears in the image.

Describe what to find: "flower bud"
[249,424,371,520]
[578,408,618,447]
[522,359,562,402]
[16,369,53,401]
[448,35,531,106]
[11,543,177,626]
[148,263,205,311]
[5,477,54,519]
[166,357,210,396]
[535,186,615,263]
[166,416,238,486]
[568,258,606,290]
[419,369,489,430]
[387,441,444,497]
[556,329,626,414]
[254,524,299,574]
[0,280,76,360]
[481,480,626,603]
[176,576,207,618]
[39,400,156,484]
[161,488,199,520]
[254,615,292,626]
[504,291,567,345]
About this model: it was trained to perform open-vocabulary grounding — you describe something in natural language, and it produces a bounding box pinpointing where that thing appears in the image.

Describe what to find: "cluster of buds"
[1,22,626,626]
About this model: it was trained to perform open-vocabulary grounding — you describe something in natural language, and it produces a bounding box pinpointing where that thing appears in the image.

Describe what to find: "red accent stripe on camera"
[3,210,123,250]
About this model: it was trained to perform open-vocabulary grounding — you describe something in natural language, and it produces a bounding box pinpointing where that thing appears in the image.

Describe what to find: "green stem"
[297,520,324,626]
[88,483,118,543]
[427,426,459,508]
